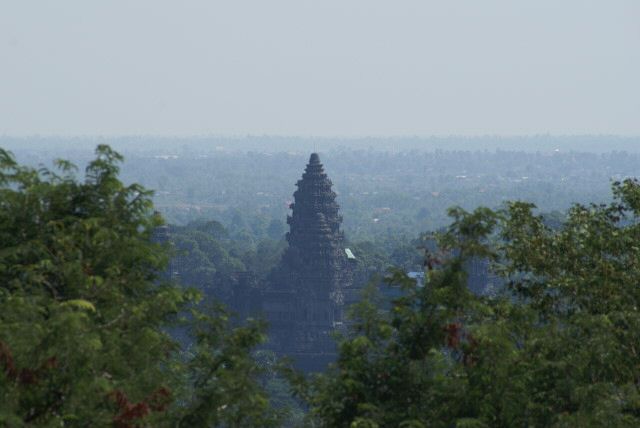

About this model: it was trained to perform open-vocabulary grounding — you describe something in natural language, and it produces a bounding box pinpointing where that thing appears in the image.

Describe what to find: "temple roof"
[289,153,341,241]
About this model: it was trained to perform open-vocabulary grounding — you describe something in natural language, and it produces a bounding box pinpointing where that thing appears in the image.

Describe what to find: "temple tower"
[264,153,352,371]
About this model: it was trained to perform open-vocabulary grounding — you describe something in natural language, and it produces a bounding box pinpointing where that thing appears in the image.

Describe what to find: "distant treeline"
[8,142,639,243]
[2,134,640,154]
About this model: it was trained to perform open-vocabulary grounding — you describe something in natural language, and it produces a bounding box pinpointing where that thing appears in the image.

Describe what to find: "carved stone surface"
[264,153,352,371]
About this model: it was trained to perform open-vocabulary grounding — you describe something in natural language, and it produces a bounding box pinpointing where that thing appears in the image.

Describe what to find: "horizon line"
[2,134,640,140]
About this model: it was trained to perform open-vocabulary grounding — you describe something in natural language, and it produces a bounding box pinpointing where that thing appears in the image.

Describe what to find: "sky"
[1,1,639,137]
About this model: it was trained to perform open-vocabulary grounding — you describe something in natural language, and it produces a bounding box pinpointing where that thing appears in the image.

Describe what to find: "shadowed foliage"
[0,146,280,427]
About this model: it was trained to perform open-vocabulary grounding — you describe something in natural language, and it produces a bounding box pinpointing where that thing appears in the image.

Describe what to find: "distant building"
[407,271,426,285]
[263,153,353,372]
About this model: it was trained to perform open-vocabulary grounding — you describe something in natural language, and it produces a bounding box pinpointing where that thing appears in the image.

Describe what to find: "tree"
[0,146,278,427]
[297,180,640,427]
[170,306,280,427]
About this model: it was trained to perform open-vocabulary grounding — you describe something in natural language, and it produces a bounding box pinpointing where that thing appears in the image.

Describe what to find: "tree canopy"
[0,146,278,427]
[297,180,640,427]
[3,145,640,427]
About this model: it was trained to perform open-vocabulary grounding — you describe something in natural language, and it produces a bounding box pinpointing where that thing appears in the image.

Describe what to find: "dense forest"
[2,144,640,426]
[7,137,640,249]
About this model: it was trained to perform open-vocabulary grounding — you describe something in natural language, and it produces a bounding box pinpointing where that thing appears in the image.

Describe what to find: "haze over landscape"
[2,2,640,427]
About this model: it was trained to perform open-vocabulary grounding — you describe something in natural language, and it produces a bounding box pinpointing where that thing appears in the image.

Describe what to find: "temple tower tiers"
[264,153,352,372]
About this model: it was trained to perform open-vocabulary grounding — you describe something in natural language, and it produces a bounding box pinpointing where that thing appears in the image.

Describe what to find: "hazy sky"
[1,1,638,137]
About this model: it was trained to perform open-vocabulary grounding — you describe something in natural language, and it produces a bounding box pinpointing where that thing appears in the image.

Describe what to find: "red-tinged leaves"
[110,390,129,409]
[113,402,150,428]
[40,356,58,370]
[463,334,479,367]
[444,322,462,349]
[0,341,17,380]
[110,390,150,427]
[17,368,37,386]
[1,341,58,386]
[148,387,172,412]
[109,387,172,427]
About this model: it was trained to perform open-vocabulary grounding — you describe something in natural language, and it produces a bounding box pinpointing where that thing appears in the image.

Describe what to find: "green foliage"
[171,308,280,427]
[298,179,640,427]
[0,146,277,427]
[6,144,640,426]
[170,224,246,296]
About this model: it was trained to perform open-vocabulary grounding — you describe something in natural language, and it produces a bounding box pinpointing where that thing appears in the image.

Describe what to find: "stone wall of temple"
[264,153,353,372]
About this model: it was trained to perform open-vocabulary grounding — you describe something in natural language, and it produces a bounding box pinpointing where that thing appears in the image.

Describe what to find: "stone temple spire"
[263,153,353,371]
[286,153,344,270]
